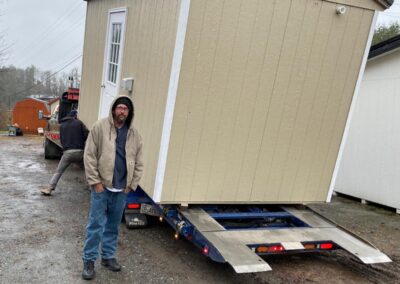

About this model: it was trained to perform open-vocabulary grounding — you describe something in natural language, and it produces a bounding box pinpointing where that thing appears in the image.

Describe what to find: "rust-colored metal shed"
[79,0,392,204]
[12,98,50,135]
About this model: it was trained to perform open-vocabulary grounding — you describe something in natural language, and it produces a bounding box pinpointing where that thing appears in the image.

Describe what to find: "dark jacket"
[60,116,89,151]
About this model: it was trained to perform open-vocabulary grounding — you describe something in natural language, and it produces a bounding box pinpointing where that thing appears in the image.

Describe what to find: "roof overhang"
[375,0,394,9]
[369,34,400,60]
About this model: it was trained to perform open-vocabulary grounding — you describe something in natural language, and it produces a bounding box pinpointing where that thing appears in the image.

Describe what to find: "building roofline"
[369,34,400,59]
[375,0,394,9]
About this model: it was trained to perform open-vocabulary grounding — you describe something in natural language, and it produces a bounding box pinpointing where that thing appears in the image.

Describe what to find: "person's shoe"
[40,187,54,196]
[82,260,95,280]
[101,258,121,272]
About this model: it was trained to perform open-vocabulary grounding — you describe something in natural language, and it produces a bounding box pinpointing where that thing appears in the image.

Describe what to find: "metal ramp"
[181,207,391,273]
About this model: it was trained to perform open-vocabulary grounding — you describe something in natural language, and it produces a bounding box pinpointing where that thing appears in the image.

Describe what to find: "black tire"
[44,139,62,159]
[125,213,148,229]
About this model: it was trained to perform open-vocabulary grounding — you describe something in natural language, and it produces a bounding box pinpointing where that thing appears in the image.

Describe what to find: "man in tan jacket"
[81,96,143,280]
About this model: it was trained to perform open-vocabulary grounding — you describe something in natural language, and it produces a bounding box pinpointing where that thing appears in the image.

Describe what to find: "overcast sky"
[0,0,399,75]
[0,0,86,74]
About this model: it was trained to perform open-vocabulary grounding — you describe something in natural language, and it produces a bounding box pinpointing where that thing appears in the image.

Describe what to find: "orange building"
[12,98,50,135]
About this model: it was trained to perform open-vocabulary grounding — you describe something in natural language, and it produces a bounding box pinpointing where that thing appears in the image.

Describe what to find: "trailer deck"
[126,188,391,273]
[181,206,391,273]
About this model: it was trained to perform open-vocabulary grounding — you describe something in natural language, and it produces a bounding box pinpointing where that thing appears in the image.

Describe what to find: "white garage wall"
[335,47,400,212]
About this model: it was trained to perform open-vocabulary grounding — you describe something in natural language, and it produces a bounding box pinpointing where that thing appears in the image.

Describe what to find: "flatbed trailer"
[125,188,391,273]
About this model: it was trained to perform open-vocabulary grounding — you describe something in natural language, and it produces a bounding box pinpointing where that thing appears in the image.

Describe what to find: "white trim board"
[153,0,191,202]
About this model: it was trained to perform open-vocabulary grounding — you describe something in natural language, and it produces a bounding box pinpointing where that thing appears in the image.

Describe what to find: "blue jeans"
[82,188,126,261]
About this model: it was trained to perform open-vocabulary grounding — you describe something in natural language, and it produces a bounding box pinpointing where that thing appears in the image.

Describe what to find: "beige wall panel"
[161,0,208,202]
[251,0,307,202]
[245,1,292,202]
[318,10,373,201]
[190,0,244,202]
[292,1,349,202]
[255,0,308,202]
[273,0,322,202]
[176,0,226,202]
[190,0,260,202]
[303,6,360,201]
[227,0,276,202]
[300,4,356,202]
[306,7,367,201]
[287,3,333,202]
[218,0,272,202]
[81,0,179,197]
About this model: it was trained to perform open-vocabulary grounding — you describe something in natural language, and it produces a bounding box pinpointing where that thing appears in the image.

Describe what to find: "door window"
[107,23,122,84]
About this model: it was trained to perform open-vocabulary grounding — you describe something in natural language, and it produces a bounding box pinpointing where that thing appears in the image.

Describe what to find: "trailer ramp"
[181,207,391,273]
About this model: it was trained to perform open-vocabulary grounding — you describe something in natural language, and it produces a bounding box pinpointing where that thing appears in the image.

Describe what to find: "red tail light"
[127,203,140,209]
[320,243,333,250]
[268,245,284,252]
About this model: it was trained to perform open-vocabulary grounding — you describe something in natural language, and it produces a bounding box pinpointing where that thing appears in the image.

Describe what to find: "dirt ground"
[0,135,399,284]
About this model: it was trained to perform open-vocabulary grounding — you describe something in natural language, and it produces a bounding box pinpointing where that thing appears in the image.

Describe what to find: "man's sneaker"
[101,258,121,272]
[82,260,95,280]
[40,187,54,196]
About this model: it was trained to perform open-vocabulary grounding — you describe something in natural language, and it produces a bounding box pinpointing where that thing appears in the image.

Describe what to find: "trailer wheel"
[44,139,62,159]
[125,213,148,229]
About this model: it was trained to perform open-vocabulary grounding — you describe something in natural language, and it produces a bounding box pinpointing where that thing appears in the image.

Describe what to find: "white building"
[335,34,400,214]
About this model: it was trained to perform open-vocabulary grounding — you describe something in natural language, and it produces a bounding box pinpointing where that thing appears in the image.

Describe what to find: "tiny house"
[79,0,392,204]
[335,34,400,214]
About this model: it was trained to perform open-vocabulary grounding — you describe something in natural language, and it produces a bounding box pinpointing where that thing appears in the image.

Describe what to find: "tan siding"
[254,0,309,202]
[163,0,375,203]
[287,2,333,202]
[318,9,373,201]
[80,0,180,197]
[162,0,208,202]
[218,0,268,202]
[245,0,292,202]
[225,0,276,202]
[276,0,322,202]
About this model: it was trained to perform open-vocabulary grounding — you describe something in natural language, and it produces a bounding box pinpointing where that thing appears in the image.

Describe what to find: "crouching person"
[82,96,143,280]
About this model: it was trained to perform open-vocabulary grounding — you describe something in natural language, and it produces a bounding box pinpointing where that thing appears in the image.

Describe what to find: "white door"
[99,10,126,119]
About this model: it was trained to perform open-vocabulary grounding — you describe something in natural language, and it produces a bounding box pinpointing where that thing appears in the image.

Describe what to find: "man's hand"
[124,187,132,194]
[95,183,104,193]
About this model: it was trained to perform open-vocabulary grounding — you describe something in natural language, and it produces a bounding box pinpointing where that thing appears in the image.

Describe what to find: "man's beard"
[116,114,127,123]
[113,113,127,124]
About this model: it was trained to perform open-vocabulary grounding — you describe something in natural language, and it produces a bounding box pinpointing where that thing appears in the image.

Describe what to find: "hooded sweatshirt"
[83,95,143,190]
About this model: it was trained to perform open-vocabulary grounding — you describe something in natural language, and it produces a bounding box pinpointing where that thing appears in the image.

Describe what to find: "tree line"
[0,65,80,129]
